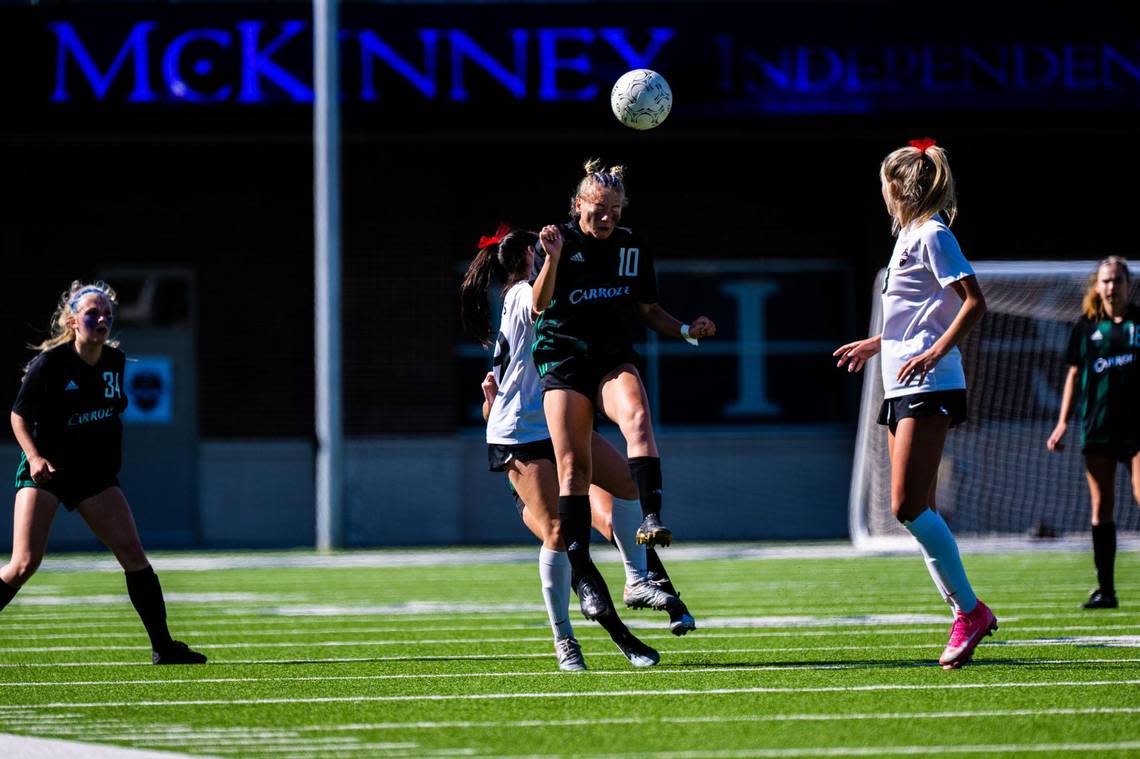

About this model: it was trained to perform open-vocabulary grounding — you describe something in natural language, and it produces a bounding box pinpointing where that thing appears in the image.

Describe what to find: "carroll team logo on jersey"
[1093,354,1135,374]
[569,285,631,305]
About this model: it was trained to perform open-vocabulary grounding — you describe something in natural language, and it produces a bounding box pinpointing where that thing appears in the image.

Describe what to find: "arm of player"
[897,274,987,386]
[531,225,563,317]
[1047,365,1078,452]
[833,334,882,373]
[481,372,498,423]
[10,411,57,483]
[638,303,716,343]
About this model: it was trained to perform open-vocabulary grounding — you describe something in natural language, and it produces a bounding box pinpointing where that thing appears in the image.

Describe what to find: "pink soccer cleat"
[939,599,998,670]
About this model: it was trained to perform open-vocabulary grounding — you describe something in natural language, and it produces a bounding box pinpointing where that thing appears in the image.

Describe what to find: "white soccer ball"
[610,69,672,130]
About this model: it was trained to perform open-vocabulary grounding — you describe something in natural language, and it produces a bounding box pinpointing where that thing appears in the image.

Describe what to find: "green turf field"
[1,545,1138,757]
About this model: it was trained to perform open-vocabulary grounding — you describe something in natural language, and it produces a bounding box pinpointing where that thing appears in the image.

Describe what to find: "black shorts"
[487,438,557,472]
[14,455,118,512]
[539,352,637,404]
[1082,441,1140,464]
[877,389,967,434]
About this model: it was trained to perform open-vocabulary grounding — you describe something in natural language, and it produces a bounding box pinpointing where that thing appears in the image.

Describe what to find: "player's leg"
[891,416,996,669]
[598,365,670,547]
[1083,453,1118,608]
[544,389,612,615]
[0,488,61,611]
[508,459,585,671]
[76,487,206,664]
[590,434,689,629]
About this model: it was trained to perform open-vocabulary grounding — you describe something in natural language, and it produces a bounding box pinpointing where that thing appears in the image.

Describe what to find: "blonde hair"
[570,158,629,218]
[26,280,120,370]
[880,142,957,235]
[1081,256,1132,320]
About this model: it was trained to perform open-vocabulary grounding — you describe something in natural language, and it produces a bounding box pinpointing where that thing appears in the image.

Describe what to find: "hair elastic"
[477,223,511,251]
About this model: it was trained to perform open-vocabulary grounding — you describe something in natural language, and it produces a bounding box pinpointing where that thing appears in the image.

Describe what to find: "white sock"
[538,548,574,639]
[609,497,648,584]
[903,509,978,614]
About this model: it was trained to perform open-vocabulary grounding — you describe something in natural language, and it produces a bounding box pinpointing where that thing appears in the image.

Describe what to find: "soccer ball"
[610,69,672,130]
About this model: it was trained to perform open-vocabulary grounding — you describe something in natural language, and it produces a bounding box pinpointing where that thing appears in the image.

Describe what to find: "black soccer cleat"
[574,574,615,621]
[1082,588,1119,609]
[635,513,672,548]
[668,599,697,636]
[152,640,208,665]
[610,628,660,668]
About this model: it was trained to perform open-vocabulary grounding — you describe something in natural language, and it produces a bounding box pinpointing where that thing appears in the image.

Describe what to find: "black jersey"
[533,222,658,370]
[1064,304,1140,446]
[11,344,128,476]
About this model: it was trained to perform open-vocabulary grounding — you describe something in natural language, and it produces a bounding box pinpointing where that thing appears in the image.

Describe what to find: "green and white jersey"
[532,222,658,372]
[1064,304,1140,446]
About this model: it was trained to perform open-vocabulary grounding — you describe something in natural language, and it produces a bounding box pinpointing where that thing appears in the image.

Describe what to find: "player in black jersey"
[1048,257,1140,609]
[533,159,715,610]
[0,281,206,664]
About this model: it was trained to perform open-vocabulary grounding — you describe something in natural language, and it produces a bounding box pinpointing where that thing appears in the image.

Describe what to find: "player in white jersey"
[460,224,692,672]
[834,138,997,670]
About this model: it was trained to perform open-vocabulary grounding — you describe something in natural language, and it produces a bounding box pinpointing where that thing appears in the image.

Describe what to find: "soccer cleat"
[152,640,207,665]
[939,600,997,670]
[635,513,672,548]
[574,574,614,621]
[623,578,682,612]
[668,600,697,636]
[611,629,660,668]
[554,636,587,672]
[1082,588,1119,609]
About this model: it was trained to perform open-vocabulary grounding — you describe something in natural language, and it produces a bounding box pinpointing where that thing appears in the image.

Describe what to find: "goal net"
[849,260,1140,550]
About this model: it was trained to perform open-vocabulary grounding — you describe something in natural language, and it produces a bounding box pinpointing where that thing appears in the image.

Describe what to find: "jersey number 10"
[618,247,640,277]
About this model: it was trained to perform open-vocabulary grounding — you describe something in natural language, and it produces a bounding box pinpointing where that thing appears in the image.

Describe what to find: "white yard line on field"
[8,679,1140,709]
[0,733,211,758]
[3,659,1140,688]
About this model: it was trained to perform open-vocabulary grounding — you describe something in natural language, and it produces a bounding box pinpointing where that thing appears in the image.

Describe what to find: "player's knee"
[558,456,590,492]
[891,498,924,523]
[619,406,652,444]
[8,553,42,584]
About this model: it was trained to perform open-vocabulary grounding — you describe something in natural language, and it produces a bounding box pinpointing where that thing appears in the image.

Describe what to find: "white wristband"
[680,324,699,346]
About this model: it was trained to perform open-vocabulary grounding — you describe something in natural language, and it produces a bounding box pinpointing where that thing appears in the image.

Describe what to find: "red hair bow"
[477,223,511,250]
[908,137,937,153]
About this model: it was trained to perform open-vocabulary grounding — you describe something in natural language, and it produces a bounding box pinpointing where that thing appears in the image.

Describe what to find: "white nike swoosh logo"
[908,401,924,409]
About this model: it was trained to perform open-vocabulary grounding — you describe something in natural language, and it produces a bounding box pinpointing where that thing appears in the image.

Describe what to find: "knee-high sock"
[628,456,663,518]
[125,566,173,650]
[609,497,648,584]
[539,548,574,639]
[1092,522,1116,593]
[558,495,594,580]
[903,509,977,614]
[0,579,18,612]
[916,540,956,612]
[645,548,677,596]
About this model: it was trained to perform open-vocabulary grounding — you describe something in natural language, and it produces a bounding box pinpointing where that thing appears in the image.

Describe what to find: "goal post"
[849,260,1140,551]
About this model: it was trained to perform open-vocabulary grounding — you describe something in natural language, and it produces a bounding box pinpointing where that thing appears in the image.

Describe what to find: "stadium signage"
[45,20,1140,111]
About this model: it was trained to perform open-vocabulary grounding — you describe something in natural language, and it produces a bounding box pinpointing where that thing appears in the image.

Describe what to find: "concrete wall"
[0,427,853,551]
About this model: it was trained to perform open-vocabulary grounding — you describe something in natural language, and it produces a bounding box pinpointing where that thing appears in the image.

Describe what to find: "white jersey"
[486,282,549,445]
[880,213,975,399]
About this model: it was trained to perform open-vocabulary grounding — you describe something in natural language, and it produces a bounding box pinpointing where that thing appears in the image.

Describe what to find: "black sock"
[629,456,663,518]
[558,495,593,580]
[645,548,677,596]
[0,579,18,612]
[125,566,173,650]
[1092,522,1116,594]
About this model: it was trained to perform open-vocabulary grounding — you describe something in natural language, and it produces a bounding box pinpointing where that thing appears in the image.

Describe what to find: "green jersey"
[1064,304,1140,446]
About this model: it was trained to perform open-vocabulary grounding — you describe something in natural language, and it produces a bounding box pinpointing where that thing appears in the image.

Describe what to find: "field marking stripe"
[4,645,1140,669]
[573,742,1140,758]
[8,623,1140,653]
[8,679,1140,708]
[6,659,1140,688]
